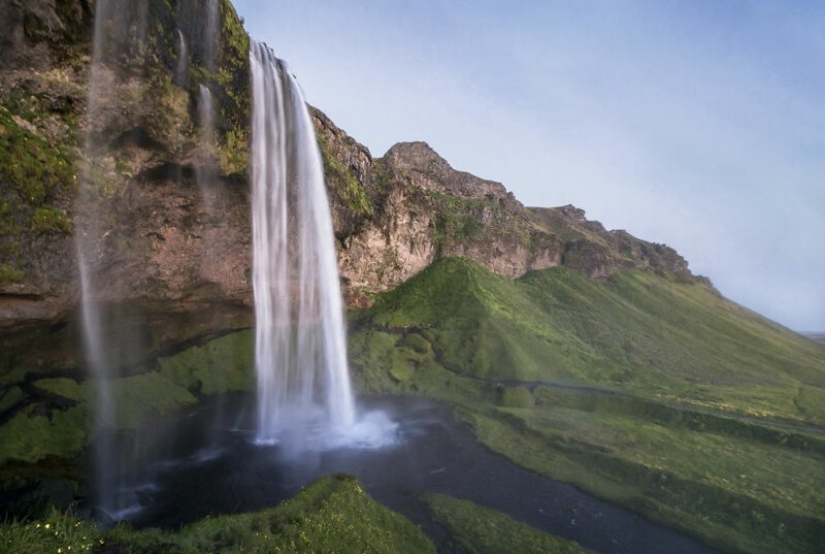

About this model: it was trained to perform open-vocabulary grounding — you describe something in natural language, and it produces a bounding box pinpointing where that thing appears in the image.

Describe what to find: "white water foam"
[251,408,399,454]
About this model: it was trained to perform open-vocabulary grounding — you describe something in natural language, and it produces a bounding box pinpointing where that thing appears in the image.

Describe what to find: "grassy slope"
[362,256,825,423]
[349,256,825,554]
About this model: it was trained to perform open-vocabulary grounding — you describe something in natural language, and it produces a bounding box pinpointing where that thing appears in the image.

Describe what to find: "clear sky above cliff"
[234,0,825,332]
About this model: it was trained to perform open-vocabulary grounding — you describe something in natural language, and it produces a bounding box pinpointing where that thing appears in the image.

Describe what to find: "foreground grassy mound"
[349,257,825,554]
[0,508,101,554]
[423,493,589,554]
[1,475,434,554]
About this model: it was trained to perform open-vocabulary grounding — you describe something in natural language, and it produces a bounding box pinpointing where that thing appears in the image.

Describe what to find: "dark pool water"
[101,394,718,554]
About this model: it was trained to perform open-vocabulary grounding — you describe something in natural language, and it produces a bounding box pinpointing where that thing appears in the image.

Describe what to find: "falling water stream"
[196,83,217,204]
[175,29,188,86]
[194,0,219,208]
[76,0,226,518]
[76,0,151,519]
[249,41,360,446]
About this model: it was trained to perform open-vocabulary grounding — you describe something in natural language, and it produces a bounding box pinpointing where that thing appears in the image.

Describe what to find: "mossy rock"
[106,372,197,430]
[0,406,88,465]
[0,106,75,207]
[318,133,373,219]
[0,265,25,285]
[389,349,416,383]
[0,386,25,412]
[158,329,254,394]
[31,206,72,234]
[0,325,255,470]
[348,330,401,393]
[31,378,85,402]
[499,386,535,408]
[401,332,432,356]
[0,105,76,281]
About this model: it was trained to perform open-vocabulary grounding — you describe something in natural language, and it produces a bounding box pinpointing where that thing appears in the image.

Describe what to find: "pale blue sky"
[233,1,824,332]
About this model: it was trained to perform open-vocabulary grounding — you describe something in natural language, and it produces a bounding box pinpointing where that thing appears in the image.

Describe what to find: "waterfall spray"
[76,0,152,518]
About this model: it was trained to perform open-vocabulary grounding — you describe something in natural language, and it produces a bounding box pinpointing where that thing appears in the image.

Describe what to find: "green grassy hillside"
[349,257,825,554]
[358,256,825,424]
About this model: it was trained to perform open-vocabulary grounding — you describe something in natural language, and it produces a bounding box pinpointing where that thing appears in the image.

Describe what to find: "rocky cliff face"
[315,113,698,305]
[530,205,697,282]
[0,0,252,331]
[0,0,700,334]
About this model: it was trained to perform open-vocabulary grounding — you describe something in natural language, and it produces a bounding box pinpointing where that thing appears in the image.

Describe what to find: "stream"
[102,394,719,554]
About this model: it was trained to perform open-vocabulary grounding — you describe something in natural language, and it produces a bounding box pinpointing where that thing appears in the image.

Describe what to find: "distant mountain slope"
[353,257,825,425]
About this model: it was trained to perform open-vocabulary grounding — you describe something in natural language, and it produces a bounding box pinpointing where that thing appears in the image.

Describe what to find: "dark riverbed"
[103,394,718,554]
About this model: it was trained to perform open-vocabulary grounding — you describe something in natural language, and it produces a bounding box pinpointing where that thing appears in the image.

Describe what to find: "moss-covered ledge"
[0,314,254,479]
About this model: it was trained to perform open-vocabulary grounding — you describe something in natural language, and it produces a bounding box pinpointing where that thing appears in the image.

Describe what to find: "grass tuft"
[0,508,100,554]
[423,493,590,554]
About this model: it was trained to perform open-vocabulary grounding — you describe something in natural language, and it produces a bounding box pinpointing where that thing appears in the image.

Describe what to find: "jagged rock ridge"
[315,113,700,305]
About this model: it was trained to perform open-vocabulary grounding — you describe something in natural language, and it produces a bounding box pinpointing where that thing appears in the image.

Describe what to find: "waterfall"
[76,1,389,520]
[196,83,216,203]
[249,41,356,445]
[193,0,219,210]
[76,0,151,519]
[176,0,219,71]
[175,29,189,87]
[204,0,220,71]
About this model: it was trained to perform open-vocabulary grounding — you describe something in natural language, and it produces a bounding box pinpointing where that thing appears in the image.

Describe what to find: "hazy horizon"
[234,1,825,332]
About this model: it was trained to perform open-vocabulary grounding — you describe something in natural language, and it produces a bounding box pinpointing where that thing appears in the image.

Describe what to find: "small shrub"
[31,206,72,234]
[0,265,24,285]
